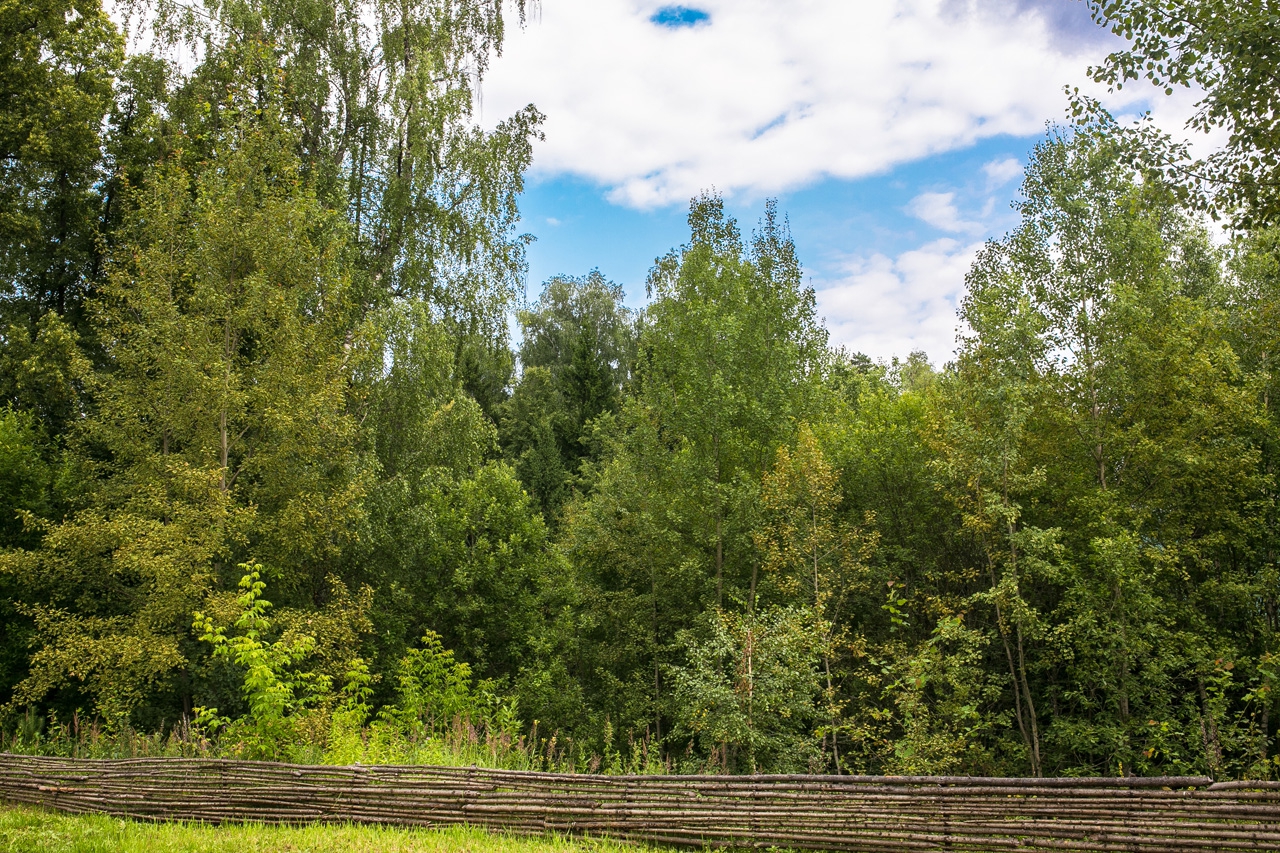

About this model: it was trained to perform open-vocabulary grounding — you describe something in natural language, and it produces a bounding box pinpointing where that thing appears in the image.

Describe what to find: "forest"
[2,0,1279,780]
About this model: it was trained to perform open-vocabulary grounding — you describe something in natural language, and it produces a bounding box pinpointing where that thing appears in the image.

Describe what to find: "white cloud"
[815,239,981,362]
[906,191,984,235]
[482,0,1227,362]
[482,0,1139,208]
[982,157,1024,187]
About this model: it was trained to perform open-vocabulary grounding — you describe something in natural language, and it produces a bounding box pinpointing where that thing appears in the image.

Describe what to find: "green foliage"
[191,564,375,760]
[1083,0,1280,226]
[670,606,825,773]
[563,195,828,749]
[194,567,331,757]
[501,271,636,521]
[873,616,1005,776]
[0,0,122,324]
[1,108,370,728]
[944,126,1272,777]
[502,366,574,519]
[0,312,92,439]
[6,0,1280,782]
[0,0,564,764]
[389,632,488,728]
[755,423,878,770]
[321,630,526,767]
[0,408,49,548]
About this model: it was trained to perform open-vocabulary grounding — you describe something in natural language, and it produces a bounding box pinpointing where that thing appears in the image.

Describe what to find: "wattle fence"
[3,754,1280,851]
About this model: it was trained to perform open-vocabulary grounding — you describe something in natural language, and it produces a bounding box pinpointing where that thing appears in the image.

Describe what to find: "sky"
[478,0,1214,364]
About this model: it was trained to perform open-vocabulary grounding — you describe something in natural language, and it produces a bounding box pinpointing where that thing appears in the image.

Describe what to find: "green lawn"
[0,805,650,853]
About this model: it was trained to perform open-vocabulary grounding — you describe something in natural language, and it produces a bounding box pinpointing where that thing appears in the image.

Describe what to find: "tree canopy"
[3,0,1280,781]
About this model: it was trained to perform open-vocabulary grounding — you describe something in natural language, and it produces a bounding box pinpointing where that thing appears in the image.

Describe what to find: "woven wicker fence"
[4,754,1280,851]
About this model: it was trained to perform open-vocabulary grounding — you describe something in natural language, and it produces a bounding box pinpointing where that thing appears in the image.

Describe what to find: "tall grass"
[1,707,671,775]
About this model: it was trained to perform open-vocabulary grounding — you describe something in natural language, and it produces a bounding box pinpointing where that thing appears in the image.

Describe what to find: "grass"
[0,804,653,853]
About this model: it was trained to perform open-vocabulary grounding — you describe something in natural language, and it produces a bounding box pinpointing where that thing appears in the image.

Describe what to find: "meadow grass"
[0,804,653,853]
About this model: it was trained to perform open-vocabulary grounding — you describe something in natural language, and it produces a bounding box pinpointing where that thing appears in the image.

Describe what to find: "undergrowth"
[2,567,670,775]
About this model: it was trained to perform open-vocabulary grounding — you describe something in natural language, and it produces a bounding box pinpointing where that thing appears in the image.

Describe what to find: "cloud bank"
[484,0,1218,363]
[483,0,1128,208]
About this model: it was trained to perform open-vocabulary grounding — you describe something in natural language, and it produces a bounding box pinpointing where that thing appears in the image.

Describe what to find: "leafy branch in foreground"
[1082,0,1280,227]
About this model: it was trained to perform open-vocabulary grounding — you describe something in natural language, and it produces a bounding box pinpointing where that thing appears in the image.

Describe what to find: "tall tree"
[563,194,827,744]
[1,111,368,727]
[954,126,1268,776]
[141,0,542,340]
[0,0,121,326]
[501,271,636,520]
[0,0,547,729]
[344,305,572,709]
[755,423,878,771]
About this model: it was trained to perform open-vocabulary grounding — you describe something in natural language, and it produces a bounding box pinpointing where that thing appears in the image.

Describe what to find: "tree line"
[2,0,1279,778]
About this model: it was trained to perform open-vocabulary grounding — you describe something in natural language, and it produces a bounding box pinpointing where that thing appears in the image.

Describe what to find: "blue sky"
[517,133,1034,359]
[481,1,1206,362]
